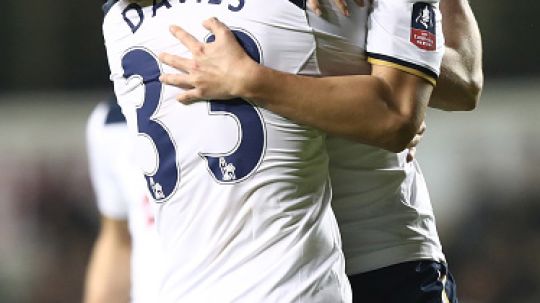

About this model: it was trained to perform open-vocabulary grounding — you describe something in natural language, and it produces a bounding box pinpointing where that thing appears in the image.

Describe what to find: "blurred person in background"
[159,0,482,302]
[83,97,161,303]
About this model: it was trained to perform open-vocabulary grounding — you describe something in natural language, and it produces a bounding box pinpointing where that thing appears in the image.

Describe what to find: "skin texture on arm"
[307,0,483,111]
[430,0,483,111]
[239,62,431,153]
[83,217,131,303]
[159,19,432,153]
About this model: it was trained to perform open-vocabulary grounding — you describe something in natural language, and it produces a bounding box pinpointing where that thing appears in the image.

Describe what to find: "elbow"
[380,116,418,153]
[461,72,484,111]
[389,121,417,153]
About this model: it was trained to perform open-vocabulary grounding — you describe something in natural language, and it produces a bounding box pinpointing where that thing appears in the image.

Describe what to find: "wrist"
[231,59,265,102]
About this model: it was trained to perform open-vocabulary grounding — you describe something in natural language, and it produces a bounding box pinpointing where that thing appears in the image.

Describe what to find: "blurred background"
[0,1,539,303]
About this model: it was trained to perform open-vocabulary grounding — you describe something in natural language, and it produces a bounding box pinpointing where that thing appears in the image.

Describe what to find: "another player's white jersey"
[328,142,446,274]
[103,1,349,302]
[86,100,161,303]
[303,0,443,81]
[307,0,446,275]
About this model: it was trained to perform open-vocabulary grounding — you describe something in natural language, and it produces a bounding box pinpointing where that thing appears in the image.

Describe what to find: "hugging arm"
[429,0,483,111]
[159,18,432,153]
[307,0,484,111]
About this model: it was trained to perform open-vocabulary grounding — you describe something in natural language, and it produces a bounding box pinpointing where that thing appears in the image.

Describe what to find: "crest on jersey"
[150,177,165,200]
[410,2,436,51]
[219,157,237,181]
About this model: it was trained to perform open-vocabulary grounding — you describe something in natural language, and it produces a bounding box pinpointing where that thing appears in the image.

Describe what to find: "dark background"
[0,1,539,93]
[0,2,539,303]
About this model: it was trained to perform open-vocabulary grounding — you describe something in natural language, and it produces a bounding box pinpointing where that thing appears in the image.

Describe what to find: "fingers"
[406,124,426,149]
[417,121,427,136]
[177,89,204,104]
[302,0,371,17]
[308,0,351,16]
[354,0,373,7]
[202,17,230,36]
[169,25,204,55]
[158,71,200,104]
[159,72,205,105]
[406,147,416,163]
[158,73,203,105]
[159,73,193,90]
[307,0,322,16]
[406,134,421,149]
[406,121,427,163]
[333,0,350,16]
[159,52,192,72]
[354,0,365,7]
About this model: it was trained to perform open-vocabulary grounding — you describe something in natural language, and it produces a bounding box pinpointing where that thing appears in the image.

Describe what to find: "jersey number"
[121,30,265,202]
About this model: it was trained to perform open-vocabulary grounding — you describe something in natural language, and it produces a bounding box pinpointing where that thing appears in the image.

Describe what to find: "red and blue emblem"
[410,2,436,51]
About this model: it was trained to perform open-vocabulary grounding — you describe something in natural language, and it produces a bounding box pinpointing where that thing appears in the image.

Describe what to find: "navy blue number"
[122,48,180,201]
[120,30,265,197]
[202,30,266,183]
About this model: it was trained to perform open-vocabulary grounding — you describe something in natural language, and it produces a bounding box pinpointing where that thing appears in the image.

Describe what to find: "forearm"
[240,64,422,152]
[83,220,131,303]
[159,20,430,152]
[429,0,483,111]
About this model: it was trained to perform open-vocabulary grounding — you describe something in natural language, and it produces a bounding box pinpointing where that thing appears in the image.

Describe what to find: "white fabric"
[87,102,131,219]
[86,102,161,303]
[104,1,349,302]
[366,0,444,77]
[306,0,446,275]
[327,140,446,275]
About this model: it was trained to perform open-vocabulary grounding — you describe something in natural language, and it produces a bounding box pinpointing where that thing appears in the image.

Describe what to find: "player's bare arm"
[308,0,483,111]
[83,217,131,303]
[430,0,483,111]
[159,18,431,153]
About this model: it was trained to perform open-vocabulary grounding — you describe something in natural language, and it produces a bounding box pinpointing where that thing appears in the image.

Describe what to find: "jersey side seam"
[301,11,321,77]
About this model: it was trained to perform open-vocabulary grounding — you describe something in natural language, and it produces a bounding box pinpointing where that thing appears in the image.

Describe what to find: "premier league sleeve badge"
[410,2,436,51]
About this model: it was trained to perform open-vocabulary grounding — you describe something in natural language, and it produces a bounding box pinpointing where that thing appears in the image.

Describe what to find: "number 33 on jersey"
[121,29,266,202]
[103,2,348,302]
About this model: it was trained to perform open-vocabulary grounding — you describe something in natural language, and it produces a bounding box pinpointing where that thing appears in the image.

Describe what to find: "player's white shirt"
[86,100,161,303]
[103,1,350,302]
[305,0,447,275]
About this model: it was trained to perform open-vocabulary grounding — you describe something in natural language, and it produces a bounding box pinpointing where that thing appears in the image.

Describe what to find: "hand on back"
[159,18,256,103]
[307,0,369,16]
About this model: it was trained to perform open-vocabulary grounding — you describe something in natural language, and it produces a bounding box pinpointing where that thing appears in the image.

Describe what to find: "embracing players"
[103,1,357,301]
[158,0,482,302]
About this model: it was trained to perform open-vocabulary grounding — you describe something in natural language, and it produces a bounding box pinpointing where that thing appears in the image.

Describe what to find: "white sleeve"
[86,102,129,219]
[366,0,444,85]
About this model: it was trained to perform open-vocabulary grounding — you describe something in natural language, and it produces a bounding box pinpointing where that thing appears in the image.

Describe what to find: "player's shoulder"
[102,0,118,15]
[87,101,108,134]
[88,94,124,124]
[87,95,126,139]
[366,0,443,85]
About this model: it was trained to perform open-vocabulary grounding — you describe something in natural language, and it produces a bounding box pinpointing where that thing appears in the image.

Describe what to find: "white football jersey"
[103,1,349,302]
[305,0,447,275]
[86,100,161,303]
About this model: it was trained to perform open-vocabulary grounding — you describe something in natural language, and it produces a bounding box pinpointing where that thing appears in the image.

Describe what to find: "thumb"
[406,147,416,163]
[307,0,323,16]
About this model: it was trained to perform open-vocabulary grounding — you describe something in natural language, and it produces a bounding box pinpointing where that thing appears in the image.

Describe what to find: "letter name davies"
[122,0,246,33]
